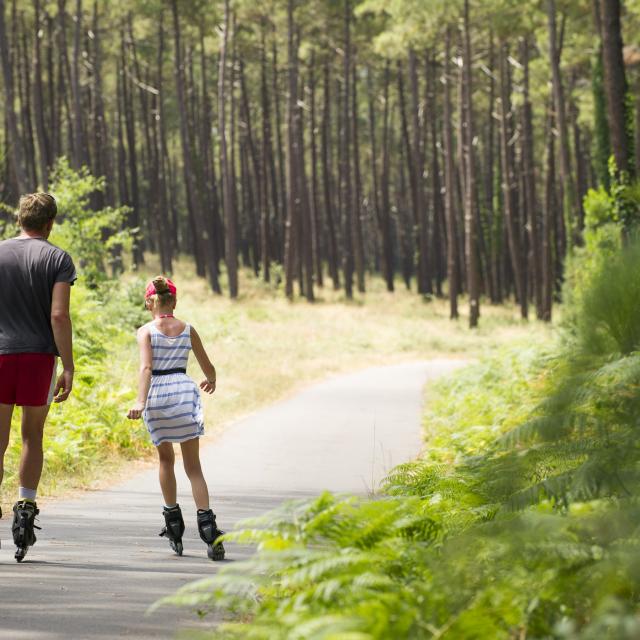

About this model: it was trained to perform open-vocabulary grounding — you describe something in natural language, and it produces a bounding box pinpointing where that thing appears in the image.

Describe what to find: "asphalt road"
[0,360,462,639]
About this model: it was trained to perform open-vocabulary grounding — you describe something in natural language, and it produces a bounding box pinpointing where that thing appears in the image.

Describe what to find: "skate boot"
[159,504,185,556]
[12,500,41,562]
[197,508,225,561]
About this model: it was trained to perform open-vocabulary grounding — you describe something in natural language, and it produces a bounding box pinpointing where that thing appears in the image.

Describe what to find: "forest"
[3,0,640,637]
[1,0,638,324]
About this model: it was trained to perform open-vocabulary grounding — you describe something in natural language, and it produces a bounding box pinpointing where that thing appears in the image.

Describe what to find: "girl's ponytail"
[153,276,170,295]
[145,275,177,305]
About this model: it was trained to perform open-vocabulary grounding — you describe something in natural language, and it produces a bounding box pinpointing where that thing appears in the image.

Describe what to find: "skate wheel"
[207,543,225,561]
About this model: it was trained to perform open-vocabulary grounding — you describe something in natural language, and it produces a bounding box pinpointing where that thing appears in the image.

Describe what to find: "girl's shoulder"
[136,322,153,343]
[137,321,153,335]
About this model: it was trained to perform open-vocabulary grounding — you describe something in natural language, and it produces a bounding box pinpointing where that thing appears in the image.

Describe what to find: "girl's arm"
[190,326,216,394]
[127,326,153,419]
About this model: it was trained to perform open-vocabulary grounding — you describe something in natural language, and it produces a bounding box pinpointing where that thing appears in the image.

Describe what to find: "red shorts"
[0,354,57,406]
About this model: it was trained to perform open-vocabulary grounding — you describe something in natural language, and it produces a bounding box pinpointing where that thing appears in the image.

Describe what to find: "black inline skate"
[159,504,185,556]
[12,500,41,562]
[197,508,225,561]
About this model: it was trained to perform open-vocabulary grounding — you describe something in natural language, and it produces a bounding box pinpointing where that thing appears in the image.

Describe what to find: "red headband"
[145,278,177,299]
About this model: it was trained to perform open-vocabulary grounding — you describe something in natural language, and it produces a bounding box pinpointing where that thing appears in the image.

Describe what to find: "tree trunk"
[370,62,394,292]
[309,51,323,287]
[521,37,543,319]
[283,0,299,298]
[71,0,87,168]
[18,13,38,189]
[260,19,273,283]
[498,41,526,318]
[598,0,632,177]
[351,57,366,293]
[121,29,143,267]
[547,0,578,245]
[542,108,556,321]
[443,29,458,319]
[217,0,237,297]
[322,60,340,289]
[340,0,354,298]
[297,75,315,301]
[463,0,480,327]
[154,9,173,274]
[408,50,431,294]
[32,0,50,186]
[0,0,27,192]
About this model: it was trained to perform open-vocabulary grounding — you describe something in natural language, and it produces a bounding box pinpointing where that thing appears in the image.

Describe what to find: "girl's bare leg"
[157,442,177,505]
[180,438,209,510]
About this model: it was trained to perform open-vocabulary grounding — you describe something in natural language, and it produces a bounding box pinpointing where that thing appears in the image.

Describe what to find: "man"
[0,192,76,561]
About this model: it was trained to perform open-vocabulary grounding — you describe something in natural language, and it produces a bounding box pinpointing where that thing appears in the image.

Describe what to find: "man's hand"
[127,401,145,420]
[54,369,74,403]
[200,379,216,394]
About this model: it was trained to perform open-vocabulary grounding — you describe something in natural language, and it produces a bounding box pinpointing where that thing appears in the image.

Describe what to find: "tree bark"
[498,41,526,318]
[443,29,458,319]
[217,0,237,297]
[598,0,631,176]
[351,57,366,293]
[284,0,299,298]
[0,0,27,192]
[321,60,340,289]
[32,0,50,186]
[547,0,578,245]
[463,0,480,327]
[340,0,354,298]
[521,37,543,319]
[70,0,87,168]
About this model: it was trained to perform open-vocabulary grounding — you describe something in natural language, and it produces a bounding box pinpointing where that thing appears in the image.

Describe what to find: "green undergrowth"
[162,240,640,636]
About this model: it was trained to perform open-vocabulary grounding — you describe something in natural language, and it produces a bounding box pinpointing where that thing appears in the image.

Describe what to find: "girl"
[127,275,224,561]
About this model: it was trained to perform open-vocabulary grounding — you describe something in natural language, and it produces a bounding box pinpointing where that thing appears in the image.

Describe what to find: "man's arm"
[51,281,74,402]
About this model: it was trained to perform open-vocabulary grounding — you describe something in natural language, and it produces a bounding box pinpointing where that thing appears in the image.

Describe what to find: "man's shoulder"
[41,239,72,258]
[33,240,75,266]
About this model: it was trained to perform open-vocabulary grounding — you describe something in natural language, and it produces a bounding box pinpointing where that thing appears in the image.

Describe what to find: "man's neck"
[19,230,48,240]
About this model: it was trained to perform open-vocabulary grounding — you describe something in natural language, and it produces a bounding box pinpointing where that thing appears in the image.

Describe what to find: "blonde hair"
[18,193,57,231]
[147,275,176,307]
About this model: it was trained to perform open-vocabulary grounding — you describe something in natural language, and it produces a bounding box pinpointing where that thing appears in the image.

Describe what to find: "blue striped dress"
[142,322,205,446]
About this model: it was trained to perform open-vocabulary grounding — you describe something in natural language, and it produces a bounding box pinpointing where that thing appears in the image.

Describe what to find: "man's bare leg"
[19,405,50,493]
[0,403,14,490]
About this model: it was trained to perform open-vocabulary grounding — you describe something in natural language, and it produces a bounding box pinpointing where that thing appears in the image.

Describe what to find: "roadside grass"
[0,257,553,507]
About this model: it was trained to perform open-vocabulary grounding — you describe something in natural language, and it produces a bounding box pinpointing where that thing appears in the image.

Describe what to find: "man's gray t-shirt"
[0,237,76,355]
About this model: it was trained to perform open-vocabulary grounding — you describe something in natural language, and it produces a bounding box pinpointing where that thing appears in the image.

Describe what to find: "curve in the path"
[0,359,463,640]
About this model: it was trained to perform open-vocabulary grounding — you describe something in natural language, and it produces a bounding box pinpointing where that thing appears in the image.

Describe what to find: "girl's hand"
[127,401,145,419]
[200,379,216,394]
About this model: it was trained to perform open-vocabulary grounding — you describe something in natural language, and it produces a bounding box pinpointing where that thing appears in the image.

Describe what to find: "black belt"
[152,368,186,376]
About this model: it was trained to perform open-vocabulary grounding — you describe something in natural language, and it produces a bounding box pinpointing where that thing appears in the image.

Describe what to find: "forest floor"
[0,360,464,639]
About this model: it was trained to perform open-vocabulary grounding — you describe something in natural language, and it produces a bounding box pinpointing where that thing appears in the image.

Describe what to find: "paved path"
[0,360,462,639]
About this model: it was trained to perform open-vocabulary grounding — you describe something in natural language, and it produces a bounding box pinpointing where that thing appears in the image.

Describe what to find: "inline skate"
[197,508,225,561]
[12,500,41,562]
[159,504,185,556]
